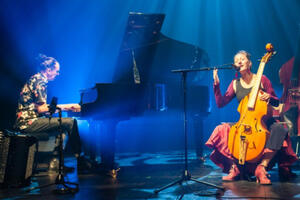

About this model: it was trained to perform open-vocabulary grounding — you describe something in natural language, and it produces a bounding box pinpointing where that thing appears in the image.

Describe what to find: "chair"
[30,132,57,165]
[292,136,300,159]
[272,106,300,170]
[16,131,62,172]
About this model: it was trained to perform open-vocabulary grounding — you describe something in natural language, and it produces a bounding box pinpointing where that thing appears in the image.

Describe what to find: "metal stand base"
[154,170,224,194]
[28,173,79,194]
[52,174,79,194]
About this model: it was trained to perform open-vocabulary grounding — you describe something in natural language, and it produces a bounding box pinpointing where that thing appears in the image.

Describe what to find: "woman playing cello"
[205,50,298,184]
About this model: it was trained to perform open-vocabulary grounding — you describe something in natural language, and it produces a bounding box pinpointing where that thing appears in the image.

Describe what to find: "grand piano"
[79,13,211,170]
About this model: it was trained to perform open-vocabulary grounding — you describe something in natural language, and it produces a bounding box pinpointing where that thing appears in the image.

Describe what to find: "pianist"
[14,54,88,171]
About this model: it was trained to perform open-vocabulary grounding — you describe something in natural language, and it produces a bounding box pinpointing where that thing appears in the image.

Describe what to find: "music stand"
[113,12,166,83]
[27,97,79,194]
[154,67,230,194]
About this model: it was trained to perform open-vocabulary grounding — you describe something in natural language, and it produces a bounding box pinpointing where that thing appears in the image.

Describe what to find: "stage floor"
[1,150,300,200]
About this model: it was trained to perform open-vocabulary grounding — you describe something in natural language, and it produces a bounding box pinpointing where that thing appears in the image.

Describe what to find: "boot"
[255,165,271,185]
[222,164,240,181]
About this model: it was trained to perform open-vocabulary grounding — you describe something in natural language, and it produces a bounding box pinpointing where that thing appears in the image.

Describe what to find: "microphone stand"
[171,63,238,73]
[154,65,233,194]
[53,107,79,194]
[27,101,79,194]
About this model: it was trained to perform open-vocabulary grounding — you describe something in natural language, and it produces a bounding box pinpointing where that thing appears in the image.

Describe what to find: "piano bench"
[37,135,56,152]
[25,132,56,151]
[25,132,60,169]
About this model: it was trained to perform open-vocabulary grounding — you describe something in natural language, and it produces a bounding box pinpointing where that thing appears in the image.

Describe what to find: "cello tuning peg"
[266,43,274,51]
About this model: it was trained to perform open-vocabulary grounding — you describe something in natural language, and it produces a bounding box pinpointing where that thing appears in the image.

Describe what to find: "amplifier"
[0,131,37,187]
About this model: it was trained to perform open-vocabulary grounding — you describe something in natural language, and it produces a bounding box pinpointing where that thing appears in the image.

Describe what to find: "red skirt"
[205,123,298,174]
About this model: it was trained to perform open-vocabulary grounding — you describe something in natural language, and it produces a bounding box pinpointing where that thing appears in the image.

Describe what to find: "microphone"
[231,64,240,72]
[48,97,58,120]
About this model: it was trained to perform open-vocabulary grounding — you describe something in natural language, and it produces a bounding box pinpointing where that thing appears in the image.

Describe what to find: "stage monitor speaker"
[0,131,37,187]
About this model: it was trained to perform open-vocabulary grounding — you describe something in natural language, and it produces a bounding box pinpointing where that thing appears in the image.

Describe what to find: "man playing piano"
[14,54,88,172]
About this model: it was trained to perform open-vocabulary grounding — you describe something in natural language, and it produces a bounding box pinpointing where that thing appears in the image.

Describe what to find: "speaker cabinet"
[0,131,37,187]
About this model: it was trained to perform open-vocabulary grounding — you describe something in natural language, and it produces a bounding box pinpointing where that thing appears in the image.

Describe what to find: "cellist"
[205,50,298,184]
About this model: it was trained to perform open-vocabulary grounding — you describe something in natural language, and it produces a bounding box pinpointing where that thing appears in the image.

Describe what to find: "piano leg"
[99,120,118,171]
[86,121,99,162]
[193,115,204,160]
[188,114,206,162]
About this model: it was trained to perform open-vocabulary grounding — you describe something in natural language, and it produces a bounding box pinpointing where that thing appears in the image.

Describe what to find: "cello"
[228,43,276,165]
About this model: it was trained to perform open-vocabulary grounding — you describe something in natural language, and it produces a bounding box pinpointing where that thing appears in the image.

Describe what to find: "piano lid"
[113,13,166,84]
[113,12,210,86]
[120,12,165,52]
